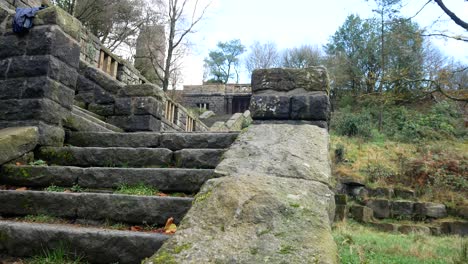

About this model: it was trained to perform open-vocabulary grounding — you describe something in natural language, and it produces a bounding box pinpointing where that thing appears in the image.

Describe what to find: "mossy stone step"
[0,220,168,264]
[1,165,215,193]
[66,131,239,150]
[36,147,225,169]
[0,190,192,225]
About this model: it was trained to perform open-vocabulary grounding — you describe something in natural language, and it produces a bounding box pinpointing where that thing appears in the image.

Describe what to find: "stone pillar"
[0,6,81,146]
[134,25,166,86]
[249,67,331,128]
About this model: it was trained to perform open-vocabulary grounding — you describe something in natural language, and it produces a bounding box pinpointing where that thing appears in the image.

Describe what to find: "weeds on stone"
[27,243,87,264]
[44,184,84,193]
[114,183,158,196]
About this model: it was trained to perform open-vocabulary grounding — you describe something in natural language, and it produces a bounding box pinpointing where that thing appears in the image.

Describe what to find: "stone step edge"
[0,190,193,225]
[1,165,215,193]
[72,106,123,132]
[368,220,468,236]
[0,220,169,264]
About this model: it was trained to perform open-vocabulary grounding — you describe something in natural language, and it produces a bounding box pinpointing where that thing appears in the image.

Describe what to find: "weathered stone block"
[88,103,114,116]
[1,55,77,87]
[0,77,74,109]
[0,127,38,164]
[118,84,164,98]
[290,93,330,121]
[0,120,64,146]
[367,187,393,198]
[34,6,82,40]
[391,201,415,219]
[349,205,373,222]
[441,221,468,236]
[0,98,69,125]
[174,149,225,169]
[94,86,115,104]
[252,67,329,93]
[398,225,430,235]
[0,34,27,59]
[249,95,290,120]
[148,175,337,264]
[26,25,81,69]
[394,188,415,200]
[107,115,161,132]
[334,194,348,205]
[334,205,348,222]
[81,61,123,94]
[369,222,397,232]
[215,123,332,185]
[414,202,447,219]
[366,199,391,219]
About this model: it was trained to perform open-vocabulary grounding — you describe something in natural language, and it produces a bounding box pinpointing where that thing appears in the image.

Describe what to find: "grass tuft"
[114,183,158,196]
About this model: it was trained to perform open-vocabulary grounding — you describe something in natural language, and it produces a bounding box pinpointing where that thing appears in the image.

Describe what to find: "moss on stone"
[151,250,177,264]
[0,230,8,243]
[193,189,212,204]
[174,243,192,254]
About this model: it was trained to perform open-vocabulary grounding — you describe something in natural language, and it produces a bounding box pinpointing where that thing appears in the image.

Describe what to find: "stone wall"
[0,6,81,146]
[0,0,41,9]
[0,4,207,134]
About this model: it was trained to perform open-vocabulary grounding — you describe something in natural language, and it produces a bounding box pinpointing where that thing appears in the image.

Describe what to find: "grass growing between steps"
[114,183,159,196]
[26,243,87,264]
[333,220,467,264]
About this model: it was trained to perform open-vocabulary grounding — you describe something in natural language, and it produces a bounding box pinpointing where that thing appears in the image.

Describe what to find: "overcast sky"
[182,0,468,85]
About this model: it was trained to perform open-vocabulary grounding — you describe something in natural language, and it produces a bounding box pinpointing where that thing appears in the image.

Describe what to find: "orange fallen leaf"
[15,187,27,191]
[15,162,23,166]
[164,217,177,234]
[131,226,143,232]
[157,192,169,197]
[63,190,72,193]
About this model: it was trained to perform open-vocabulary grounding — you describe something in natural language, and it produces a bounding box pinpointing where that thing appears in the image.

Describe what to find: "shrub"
[333,109,374,139]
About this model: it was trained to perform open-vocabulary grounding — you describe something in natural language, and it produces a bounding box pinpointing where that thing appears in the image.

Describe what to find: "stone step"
[66,131,239,150]
[0,220,168,264]
[0,190,192,225]
[369,220,468,237]
[66,106,123,133]
[36,147,224,168]
[1,165,214,193]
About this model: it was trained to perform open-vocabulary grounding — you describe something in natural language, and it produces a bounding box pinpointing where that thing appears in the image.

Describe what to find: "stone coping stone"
[0,127,38,164]
[34,6,82,40]
[250,93,330,121]
[65,112,115,133]
[1,165,215,193]
[251,67,330,93]
[0,220,168,264]
[174,149,225,169]
[146,175,336,264]
[0,120,64,147]
[37,146,173,167]
[215,123,332,186]
[0,190,192,225]
[71,106,123,132]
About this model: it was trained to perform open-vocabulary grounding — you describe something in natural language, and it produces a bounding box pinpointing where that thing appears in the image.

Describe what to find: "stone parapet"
[250,67,331,125]
[0,6,80,145]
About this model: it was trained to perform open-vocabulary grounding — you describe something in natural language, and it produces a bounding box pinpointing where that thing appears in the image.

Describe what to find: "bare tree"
[245,41,280,76]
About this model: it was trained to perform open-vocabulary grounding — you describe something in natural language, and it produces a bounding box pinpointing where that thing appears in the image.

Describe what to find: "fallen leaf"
[15,187,27,191]
[165,223,177,234]
[63,190,72,193]
[131,226,143,232]
[164,217,177,234]
[15,162,23,166]
[157,192,169,197]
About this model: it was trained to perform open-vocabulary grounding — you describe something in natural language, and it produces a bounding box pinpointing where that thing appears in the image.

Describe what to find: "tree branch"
[433,0,468,30]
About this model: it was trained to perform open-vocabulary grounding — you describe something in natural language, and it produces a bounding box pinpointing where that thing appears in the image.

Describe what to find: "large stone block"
[114,97,162,117]
[0,55,77,87]
[0,120,64,146]
[0,98,69,125]
[26,25,81,69]
[249,95,290,120]
[0,126,38,164]
[147,175,337,264]
[414,202,447,219]
[215,123,333,186]
[441,221,468,236]
[107,115,161,132]
[80,61,123,94]
[34,6,82,40]
[290,92,330,121]
[349,205,373,222]
[251,67,330,93]
[365,199,391,219]
[0,77,74,109]
[391,201,415,219]
[118,84,164,98]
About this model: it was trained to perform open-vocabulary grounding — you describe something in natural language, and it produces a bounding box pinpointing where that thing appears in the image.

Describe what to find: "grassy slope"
[333,221,467,264]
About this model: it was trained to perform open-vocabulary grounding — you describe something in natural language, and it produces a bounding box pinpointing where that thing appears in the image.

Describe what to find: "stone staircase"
[0,131,238,263]
[335,185,468,236]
